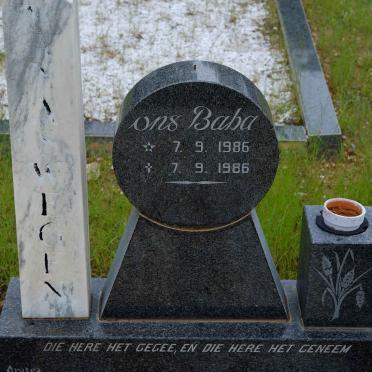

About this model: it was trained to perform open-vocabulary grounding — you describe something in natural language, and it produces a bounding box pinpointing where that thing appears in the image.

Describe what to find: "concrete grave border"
[276,0,342,153]
[0,120,307,144]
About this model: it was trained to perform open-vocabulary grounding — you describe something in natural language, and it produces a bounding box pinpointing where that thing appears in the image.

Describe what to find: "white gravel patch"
[0,0,296,124]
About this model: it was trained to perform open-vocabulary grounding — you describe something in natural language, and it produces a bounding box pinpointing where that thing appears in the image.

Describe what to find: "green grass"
[85,140,131,277]
[0,0,371,306]
[0,52,5,68]
[259,0,372,278]
[0,137,18,306]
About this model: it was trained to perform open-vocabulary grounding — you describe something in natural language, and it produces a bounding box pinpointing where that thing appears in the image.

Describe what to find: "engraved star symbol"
[145,163,153,174]
[143,142,156,152]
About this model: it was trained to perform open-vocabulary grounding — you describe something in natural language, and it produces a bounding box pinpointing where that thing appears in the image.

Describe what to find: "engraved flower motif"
[356,287,365,309]
[315,249,372,321]
[322,255,333,276]
[341,269,355,290]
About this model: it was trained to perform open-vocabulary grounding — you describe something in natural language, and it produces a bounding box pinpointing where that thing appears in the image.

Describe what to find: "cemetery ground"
[0,0,371,308]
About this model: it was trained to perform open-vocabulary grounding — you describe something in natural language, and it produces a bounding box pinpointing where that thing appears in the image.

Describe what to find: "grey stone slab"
[276,0,342,153]
[0,119,307,143]
[85,120,118,138]
[298,206,372,327]
[274,124,307,143]
[113,60,279,228]
[100,209,287,320]
[0,119,118,138]
[1,278,372,371]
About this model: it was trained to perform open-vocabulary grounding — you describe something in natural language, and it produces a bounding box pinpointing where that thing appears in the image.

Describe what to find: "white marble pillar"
[3,0,91,318]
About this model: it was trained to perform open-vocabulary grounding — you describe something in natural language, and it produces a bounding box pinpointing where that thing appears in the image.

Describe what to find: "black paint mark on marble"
[43,99,52,115]
[39,222,51,241]
[45,282,61,297]
[34,163,50,176]
[34,163,41,176]
[27,6,33,13]
[45,254,49,274]
[40,67,46,74]
[42,193,47,216]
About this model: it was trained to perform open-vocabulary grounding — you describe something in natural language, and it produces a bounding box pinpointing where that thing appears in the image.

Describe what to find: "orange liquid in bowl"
[327,200,362,217]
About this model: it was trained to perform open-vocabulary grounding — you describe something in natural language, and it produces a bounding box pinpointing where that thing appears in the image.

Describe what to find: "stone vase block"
[298,206,372,327]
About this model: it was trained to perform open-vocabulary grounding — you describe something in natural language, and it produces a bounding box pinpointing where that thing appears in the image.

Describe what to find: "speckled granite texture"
[1,279,372,371]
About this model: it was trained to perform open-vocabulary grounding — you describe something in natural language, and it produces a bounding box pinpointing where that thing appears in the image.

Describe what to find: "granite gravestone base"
[100,209,287,320]
[1,279,372,371]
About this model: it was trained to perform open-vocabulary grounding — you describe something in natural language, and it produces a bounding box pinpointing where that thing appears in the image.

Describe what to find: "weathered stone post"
[3,0,91,318]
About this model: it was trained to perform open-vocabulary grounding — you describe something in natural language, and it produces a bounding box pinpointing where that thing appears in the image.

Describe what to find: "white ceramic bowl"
[323,198,366,232]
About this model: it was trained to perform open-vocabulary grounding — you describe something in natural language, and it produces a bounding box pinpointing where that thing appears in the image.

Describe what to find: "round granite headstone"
[113,61,279,229]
